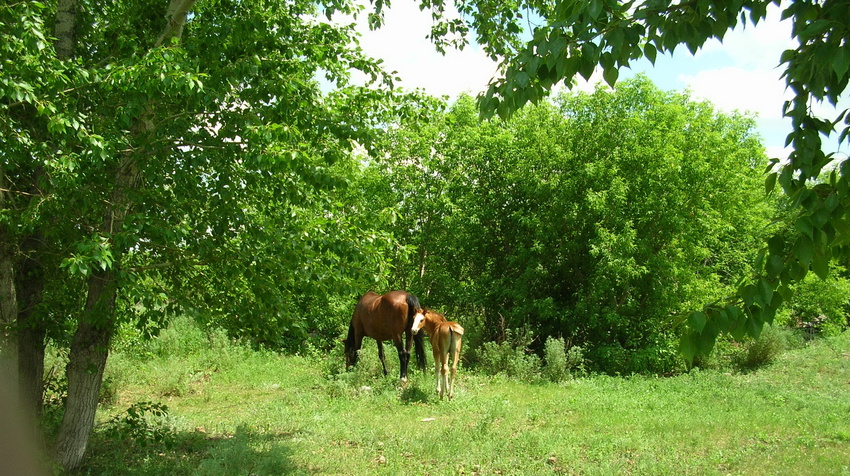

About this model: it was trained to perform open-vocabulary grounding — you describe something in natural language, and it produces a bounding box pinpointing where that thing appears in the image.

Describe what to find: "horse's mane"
[424,308,447,322]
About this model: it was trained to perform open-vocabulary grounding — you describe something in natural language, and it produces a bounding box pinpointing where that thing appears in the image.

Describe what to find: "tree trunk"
[51,270,116,470]
[0,227,18,391]
[53,0,78,60]
[52,155,139,470]
[49,0,196,469]
[0,170,20,398]
[16,234,47,415]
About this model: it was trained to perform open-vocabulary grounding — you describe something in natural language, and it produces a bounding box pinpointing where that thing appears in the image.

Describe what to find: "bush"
[734,324,791,370]
[542,337,586,382]
[103,401,176,448]
[476,329,541,382]
[784,266,850,337]
[478,340,541,381]
[150,315,209,358]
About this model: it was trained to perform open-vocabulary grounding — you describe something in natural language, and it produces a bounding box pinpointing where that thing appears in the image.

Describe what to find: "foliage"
[2,0,416,352]
[542,337,585,382]
[103,401,176,449]
[8,0,850,465]
[3,0,424,465]
[783,264,850,337]
[407,0,850,362]
[373,78,773,373]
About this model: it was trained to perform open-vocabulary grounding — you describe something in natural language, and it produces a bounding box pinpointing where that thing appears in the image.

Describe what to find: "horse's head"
[343,335,358,368]
[411,309,426,334]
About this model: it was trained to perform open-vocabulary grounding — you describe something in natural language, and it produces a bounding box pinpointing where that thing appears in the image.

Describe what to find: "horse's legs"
[432,347,442,396]
[440,352,450,400]
[376,341,389,376]
[403,329,416,379]
[448,345,461,400]
[394,338,410,382]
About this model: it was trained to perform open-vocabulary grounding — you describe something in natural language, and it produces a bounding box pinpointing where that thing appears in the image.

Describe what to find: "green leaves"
[472,0,757,119]
[383,77,775,373]
[445,3,849,350]
[61,235,115,277]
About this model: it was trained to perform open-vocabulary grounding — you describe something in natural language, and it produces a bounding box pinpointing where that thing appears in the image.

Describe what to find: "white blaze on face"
[411,311,425,334]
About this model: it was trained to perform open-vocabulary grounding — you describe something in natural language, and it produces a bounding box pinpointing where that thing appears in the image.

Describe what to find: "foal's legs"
[440,351,450,400]
[432,347,443,397]
[448,341,462,400]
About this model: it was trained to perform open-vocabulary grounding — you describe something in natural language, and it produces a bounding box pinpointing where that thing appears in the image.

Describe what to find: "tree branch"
[155,0,198,48]
[53,0,77,60]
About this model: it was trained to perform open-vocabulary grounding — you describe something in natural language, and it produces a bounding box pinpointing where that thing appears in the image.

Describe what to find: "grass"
[72,321,850,475]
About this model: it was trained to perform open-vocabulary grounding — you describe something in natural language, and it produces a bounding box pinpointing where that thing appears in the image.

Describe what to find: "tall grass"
[76,319,850,475]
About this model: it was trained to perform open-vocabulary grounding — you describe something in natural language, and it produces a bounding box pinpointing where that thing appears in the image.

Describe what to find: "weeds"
[75,317,850,475]
[734,325,797,371]
[542,337,586,382]
[103,401,176,449]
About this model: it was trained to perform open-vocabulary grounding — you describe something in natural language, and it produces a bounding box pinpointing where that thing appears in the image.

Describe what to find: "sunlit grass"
[78,325,850,475]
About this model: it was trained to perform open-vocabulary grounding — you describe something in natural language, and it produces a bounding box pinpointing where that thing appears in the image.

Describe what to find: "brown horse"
[412,309,464,400]
[344,290,427,382]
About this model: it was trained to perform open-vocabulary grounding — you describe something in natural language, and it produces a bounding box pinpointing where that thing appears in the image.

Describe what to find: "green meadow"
[68,321,850,475]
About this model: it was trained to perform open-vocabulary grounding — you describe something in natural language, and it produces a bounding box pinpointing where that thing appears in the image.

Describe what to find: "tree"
[372,80,773,373]
[2,0,407,469]
[408,0,849,360]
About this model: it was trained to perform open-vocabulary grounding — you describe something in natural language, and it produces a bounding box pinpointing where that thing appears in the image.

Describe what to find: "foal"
[411,310,464,400]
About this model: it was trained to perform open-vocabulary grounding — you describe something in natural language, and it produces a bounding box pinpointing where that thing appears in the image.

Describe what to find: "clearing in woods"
[73,325,850,475]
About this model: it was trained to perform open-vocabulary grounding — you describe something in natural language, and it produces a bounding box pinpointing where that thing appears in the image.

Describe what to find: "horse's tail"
[449,324,464,358]
[405,293,421,321]
[405,293,426,371]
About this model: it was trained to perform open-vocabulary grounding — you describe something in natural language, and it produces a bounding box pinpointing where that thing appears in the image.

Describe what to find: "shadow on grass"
[76,424,299,475]
[400,383,431,404]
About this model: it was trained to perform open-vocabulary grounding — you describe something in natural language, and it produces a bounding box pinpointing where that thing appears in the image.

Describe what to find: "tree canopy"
[2,0,414,468]
[411,0,849,360]
[369,79,775,373]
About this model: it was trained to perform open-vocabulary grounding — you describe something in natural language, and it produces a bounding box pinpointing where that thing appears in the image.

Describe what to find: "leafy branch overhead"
[416,0,849,360]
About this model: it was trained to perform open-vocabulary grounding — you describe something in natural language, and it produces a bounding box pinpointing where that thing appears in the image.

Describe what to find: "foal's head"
[411,309,445,335]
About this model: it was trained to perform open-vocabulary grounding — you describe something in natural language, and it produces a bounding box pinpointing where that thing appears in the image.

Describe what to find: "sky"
[352,2,849,161]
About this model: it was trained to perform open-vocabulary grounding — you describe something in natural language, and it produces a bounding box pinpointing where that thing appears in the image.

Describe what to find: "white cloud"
[351,1,848,159]
[680,67,790,119]
[355,1,499,98]
[696,5,796,69]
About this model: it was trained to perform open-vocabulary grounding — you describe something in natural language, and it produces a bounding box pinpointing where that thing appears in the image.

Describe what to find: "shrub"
[476,328,541,382]
[150,315,208,358]
[565,345,586,373]
[784,265,850,337]
[477,340,541,381]
[103,401,176,448]
[734,324,790,370]
[543,337,568,382]
[542,337,586,382]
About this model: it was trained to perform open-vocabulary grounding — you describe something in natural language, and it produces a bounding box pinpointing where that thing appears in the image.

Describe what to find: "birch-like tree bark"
[50,0,197,467]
